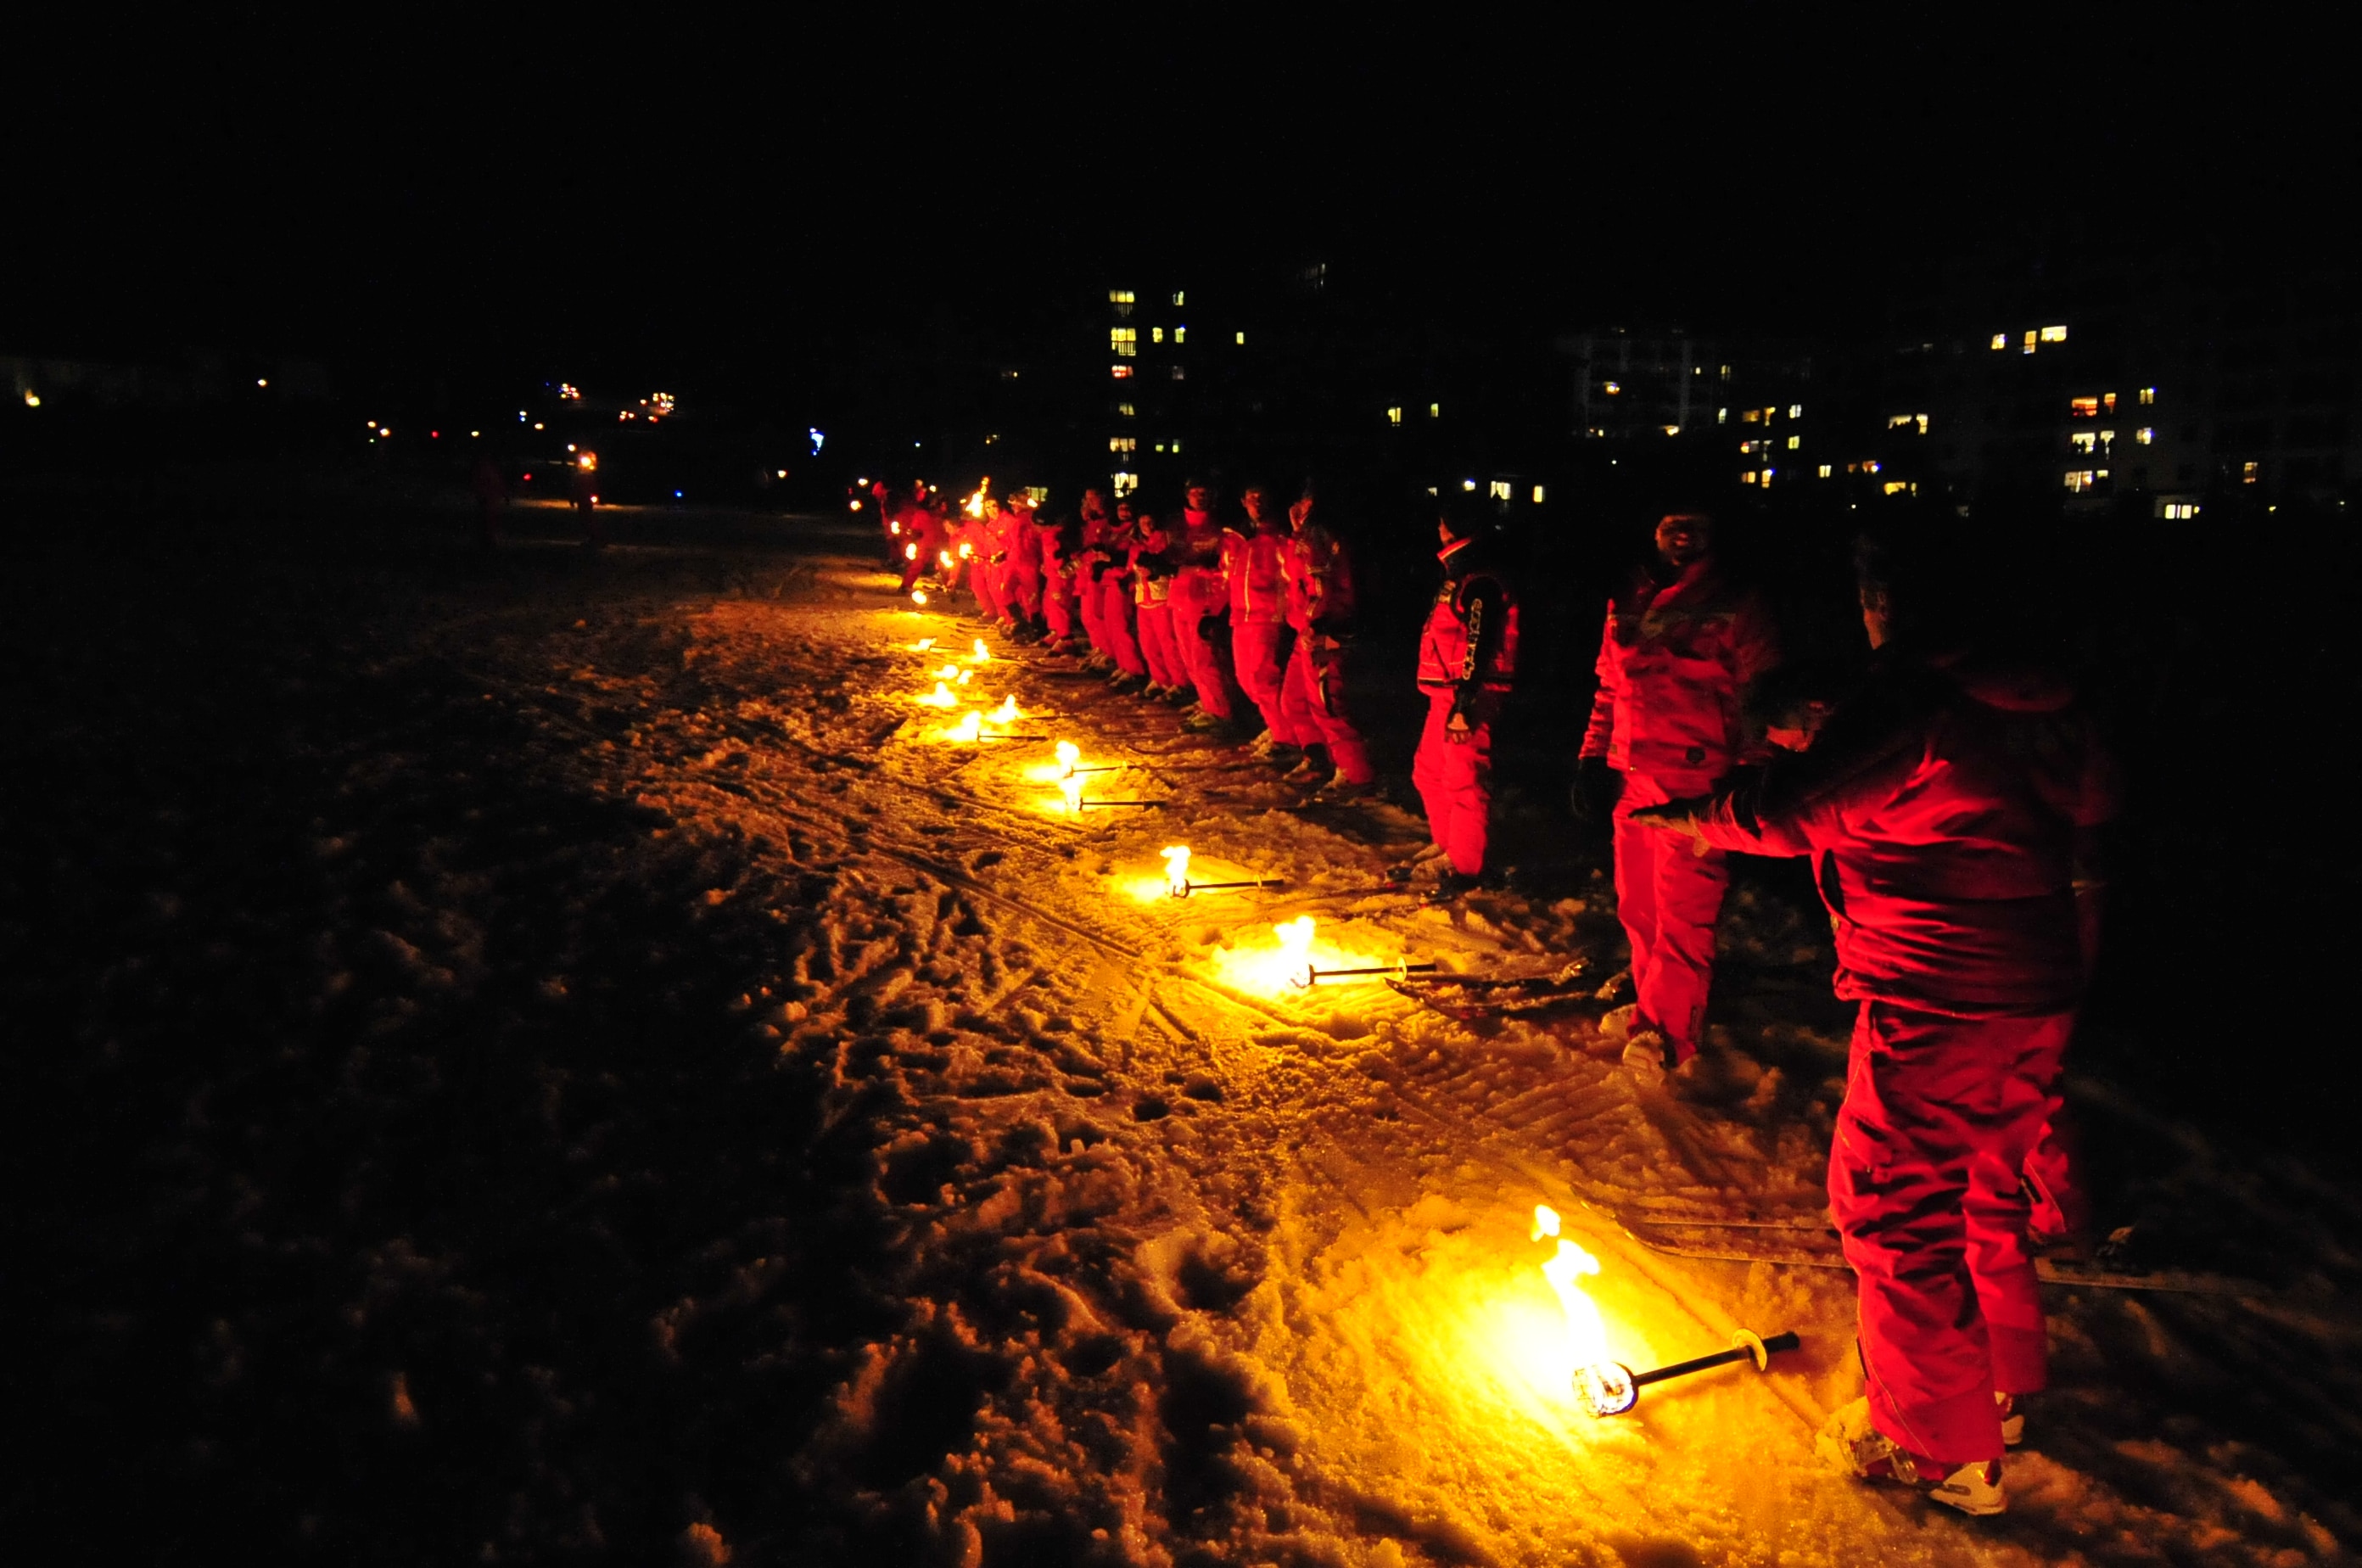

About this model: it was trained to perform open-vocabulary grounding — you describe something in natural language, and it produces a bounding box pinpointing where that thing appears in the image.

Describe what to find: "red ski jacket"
[1692,653,2120,1016]
[1283,519,1356,634]
[1416,536,1518,694]
[1224,524,1290,624]
[1581,560,1779,785]
[1167,508,1229,623]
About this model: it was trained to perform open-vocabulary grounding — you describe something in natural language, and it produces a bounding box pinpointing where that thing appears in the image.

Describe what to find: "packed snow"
[13,496,2362,1565]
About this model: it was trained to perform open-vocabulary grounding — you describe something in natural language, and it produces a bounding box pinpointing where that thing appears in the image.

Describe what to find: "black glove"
[1198,613,1228,642]
[1570,756,1620,823]
[1449,686,1504,732]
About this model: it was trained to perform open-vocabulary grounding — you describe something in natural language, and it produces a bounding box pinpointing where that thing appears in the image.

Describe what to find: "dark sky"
[8,10,2349,397]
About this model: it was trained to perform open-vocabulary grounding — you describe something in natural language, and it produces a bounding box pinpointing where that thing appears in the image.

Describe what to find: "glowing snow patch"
[985,695,1021,727]
[1162,845,1191,896]
[916,682,959,708]
[968,640,991,664]
[938,711,983,743]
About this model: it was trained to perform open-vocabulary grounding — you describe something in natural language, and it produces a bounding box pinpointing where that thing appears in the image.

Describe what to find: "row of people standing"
[883,477,1384,803]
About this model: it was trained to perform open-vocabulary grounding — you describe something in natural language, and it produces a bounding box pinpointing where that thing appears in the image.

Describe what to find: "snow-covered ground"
[12,498,2361,1565]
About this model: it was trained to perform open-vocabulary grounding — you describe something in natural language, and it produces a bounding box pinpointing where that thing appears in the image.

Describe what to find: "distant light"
[1428,403,1441,417]
[518,411,528,420]
[1990,333,2008,350]
[674,490,683,498]
[431,430,439,439]
[255,378,268,389]
[1461,478,1476,490]
[1531,485,1546,503]
[22,391,39,407]
[1603,381,1620,395]
[1789,404,1804,418]
[1663,424,1680,436]
[849,499,863,511]
[367,419,378,428]
[778,469,789,479]
[567,443,578,452]
[2040,325,2068,343]
[809,426,826,454]
[1386,406,1402,425]
[523,472,532,481]
[533,422,545,430]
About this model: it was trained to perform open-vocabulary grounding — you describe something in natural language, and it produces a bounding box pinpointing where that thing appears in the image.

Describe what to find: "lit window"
[2139,388,2156,405]
[1864,460,1882,473]
[1883,480,1912,496]
[2069,397,2100,417]
[2040,325,2068,342]
[1786,435,1800,450]
[2024,330,2039,354]
[1488,480,1513,501]
[1741,409,1762,423]
[2242,461,2259,483]
[1991,333,2008,350]
[1174,327,1186,344]
[2164,501,2197,519]
[1763,408,1777,422]
[1169,366,1185,381]
[1117,402,1136,417]
[1151,327,1164,344]
[1172,291,1185,306]
[1720,364,1732,378]
[2135,428,2154,445]
[1425,486,1438,496]
[1743,471,1757,485]
[1172,441,1182,454]
[1429,403,1441,417]
[2070,432,2097,453]
[1109,437,1137,454]
[1154,443,1165,453]
[1112,365,1133,379]
[1235,332,1246,345]
[1789,404,1804,418]
[1817,464,1833,478]
[2063,470,2097,493]
[2102,392,2117,412]
[1111,327,1137,357]
[1763,466,1776,482]
[1532,485,1547,503]
[1112,471,1139,495]
[1604,381,1620,395]
[1663,425,1681,436]
[1109,288,1136,314]
[1917,415,1930,435]
[1888,414,1915,428]
[1461,479,1476,490]
[1716,407,1727,424]
[1386,406,1402,425]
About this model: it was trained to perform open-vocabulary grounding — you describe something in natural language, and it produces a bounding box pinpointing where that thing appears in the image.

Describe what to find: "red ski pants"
[971,558,1006,623]
[1280,637,1373,784]
[1004,564,1042,624]
[1100,579,1145,675]
[1612,772,1730,1060]
[1178,612,1237,721]
[1076,572,1105,649]
[1135,601,1183,690]
[1042,580,1076,643]
[1834,1001,2071,1466]
[1232,621,1295,741]
[1411,690,1491,876]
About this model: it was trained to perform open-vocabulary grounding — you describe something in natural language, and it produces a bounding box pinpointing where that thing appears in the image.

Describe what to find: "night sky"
[10,14,2349,400]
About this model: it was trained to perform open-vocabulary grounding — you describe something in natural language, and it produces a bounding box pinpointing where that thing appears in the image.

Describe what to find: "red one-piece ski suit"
[1167,508,1237,720]
[1279,513,1374,783]
[1225,520,1292,739]
[1413,535,1517,876]
[1688,652,2119,1467]
[1581,562,1779,1059]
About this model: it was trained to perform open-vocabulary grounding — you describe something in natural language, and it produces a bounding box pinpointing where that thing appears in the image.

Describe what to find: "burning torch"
[1161,845,1283,900]
[1575,1330,1803,1419]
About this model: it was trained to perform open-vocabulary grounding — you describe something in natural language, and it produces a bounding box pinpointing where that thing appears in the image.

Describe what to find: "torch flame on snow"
[938,710,982,743]
[910,637,937,652]
[916,681,959,708]
[1055,740,1082,774]
[1058,775,1085,812]
[1274,916,1318,988]
[1162,845,1191,895]
[969,639,991,664]
[910,590,928,606]
[985,695,1021,726]
[933,663,961,680]
[1531,1207,1612,1369]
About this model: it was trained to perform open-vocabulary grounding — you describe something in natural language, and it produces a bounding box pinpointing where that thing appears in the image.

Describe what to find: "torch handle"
[1626,1345,1756,1389]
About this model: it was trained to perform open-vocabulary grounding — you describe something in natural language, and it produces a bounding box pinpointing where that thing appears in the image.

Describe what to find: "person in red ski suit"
[1279,485,1374,792]
[1099,497,1150,686]
[1129,511,1185,697]
[1032,505,1082,652]
[1579,511,1779,1071]
[1073,489,1112,660]
[1412,498,1518,898]
[999,492,1044,639]
[894,482,940,596]
[1226,483,1296,755]
[1634,552,2119,1515]
[1167,481,1241,731]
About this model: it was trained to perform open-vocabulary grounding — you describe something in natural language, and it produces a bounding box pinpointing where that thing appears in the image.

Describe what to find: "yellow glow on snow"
[985,695,1021,727]
[1532,1207,1613,1369]
[1162,845,1191,896]
[910,637,936,652]
[933,663,961,681]
[1055,740,1082,773]
[938,711,983,743]
[915,682,960,708]
[969,640,991,664]
[1057,775,1085,813]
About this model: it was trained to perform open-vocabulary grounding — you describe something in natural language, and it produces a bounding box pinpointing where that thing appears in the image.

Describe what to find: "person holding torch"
[1410,493,1519,903]
[1626,525,2118,1517]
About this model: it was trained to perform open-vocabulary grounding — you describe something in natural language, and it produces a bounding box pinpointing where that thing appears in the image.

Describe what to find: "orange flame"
[1058,775,1085,812]
[1531,1207,1612,1368]
[1055,740,1082,775]
[939,710,982,743]
[916,681,959,708]
[1275,916,1317,988]
[910,590,929,606]
[969,639,991,664]
[985,695,1021,727]
[1162,845,1191,895]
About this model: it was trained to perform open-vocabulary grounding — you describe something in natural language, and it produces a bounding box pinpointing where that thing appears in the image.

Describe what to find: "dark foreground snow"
[8,496,2360,1566]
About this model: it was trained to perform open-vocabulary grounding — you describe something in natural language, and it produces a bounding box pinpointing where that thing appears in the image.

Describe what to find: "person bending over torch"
[1627,524,2118,1519]
[1576,507,1780,1084]
[1409,492,1518,904]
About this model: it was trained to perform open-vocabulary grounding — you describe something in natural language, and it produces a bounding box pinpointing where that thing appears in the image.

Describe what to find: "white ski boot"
[1816,1397,2006,1516]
